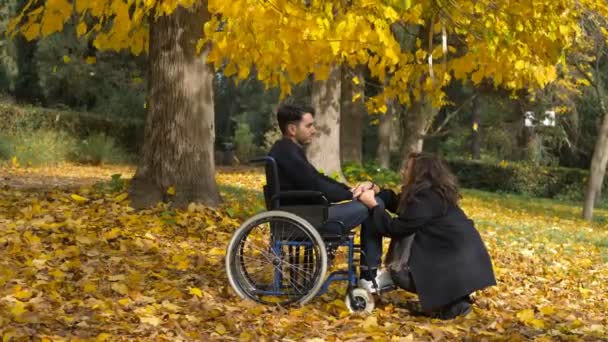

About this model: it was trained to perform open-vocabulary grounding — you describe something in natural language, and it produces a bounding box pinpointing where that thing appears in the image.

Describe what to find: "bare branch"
[431,93,478,134]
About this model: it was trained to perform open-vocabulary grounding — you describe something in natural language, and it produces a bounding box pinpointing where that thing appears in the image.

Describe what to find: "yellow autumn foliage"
[7,0,608,112]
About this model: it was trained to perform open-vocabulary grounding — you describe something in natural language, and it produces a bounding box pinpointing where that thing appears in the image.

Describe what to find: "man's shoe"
[358,269,395,294]
[357,277,378,293]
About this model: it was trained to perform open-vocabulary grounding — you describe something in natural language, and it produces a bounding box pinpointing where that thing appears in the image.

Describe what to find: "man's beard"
[296,137,311,147]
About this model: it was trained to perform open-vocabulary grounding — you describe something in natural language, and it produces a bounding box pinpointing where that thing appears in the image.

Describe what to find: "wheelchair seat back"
[252,156,329,234]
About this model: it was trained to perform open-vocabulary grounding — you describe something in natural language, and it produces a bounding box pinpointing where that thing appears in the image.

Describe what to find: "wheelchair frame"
[225,156,374,311]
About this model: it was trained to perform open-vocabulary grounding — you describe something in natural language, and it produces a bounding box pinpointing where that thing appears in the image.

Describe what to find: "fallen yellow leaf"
[140,315,161,326]
[103,228,121,240]
[70,194,89,203]
[10,301,26,317]
[114,193,128,202]
[189,287,203,298]
[516,308,535,323]
[216,323,227,335]
[13,288,32,300]
[361,316,378,329]
[539,306,555,315]
[530,318,545,329]
[111,282,129,295]
[96,333,112,342]
[83,282,97,293]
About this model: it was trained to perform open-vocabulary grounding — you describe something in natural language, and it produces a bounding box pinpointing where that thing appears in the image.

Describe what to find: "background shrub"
[72,133,131,165]
[343,161,401,189]
[446,159,606,203]
[0,102,144,153]
[0,129,76,166]
[234,122,256,163]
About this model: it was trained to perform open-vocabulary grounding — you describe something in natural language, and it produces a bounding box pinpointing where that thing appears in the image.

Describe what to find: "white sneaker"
[358,269,395,294]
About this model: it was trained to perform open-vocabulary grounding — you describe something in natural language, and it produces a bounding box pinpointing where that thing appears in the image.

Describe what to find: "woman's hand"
[351,181,380,199]
[358,189,378,208]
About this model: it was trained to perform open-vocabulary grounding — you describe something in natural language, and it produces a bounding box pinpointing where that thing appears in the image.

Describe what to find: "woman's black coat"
[372,187,496,311]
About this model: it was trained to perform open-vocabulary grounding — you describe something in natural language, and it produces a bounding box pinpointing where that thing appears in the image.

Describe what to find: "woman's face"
[401,158,414,185]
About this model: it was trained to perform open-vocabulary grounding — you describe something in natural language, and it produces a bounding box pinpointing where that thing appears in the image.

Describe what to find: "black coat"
[268,138,352,203]
[372,187,496,310]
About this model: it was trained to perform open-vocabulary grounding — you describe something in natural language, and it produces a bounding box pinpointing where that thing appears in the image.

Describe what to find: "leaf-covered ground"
[1,164,607,341]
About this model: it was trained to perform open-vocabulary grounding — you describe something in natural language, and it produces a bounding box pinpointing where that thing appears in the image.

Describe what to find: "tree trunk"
[390,103,403,155]
[308,66,345,181]
[129,2,220,209]
[471,95,481,160]
[377,100,393,169]
[13,0,43,104]
[583,101,608,220]
[340,65,364,165]
[402,96,437,166]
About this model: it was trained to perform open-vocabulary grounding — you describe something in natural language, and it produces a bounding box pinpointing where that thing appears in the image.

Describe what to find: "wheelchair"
[225,156,375,312]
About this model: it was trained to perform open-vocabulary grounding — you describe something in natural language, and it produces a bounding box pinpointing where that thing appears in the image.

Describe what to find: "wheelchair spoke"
[227,213,328,305]
[280,258,318,283]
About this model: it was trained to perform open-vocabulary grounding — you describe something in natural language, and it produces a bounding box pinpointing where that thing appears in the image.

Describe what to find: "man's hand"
[351,181,372,199]
[358,189,378,208]
[351,181,379,199]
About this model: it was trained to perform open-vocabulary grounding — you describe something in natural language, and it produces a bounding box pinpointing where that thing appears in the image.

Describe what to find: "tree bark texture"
[390,106,403,155]
[340,65,365,165]
[308,66,346,182]
[583,92,608,220]
[377,100,394,169]
[129,2,220,209]
[401,95,438,166]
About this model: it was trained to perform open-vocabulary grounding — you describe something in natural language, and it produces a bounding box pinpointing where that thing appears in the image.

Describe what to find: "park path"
[0,164,259,190]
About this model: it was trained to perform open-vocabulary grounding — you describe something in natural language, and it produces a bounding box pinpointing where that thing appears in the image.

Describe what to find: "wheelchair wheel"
[345,288,375,313]
[226,210,328,306]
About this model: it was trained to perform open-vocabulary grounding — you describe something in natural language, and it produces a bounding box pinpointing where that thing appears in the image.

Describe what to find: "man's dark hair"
[277,104,315,134]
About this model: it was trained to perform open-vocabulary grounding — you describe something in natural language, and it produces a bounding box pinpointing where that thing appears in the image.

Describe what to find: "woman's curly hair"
[398,152,461,211]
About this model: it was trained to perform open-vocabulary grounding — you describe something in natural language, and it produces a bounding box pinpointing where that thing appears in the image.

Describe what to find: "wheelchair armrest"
[249,156,271,164]
[322,219,348,237]
[271,191,330,206]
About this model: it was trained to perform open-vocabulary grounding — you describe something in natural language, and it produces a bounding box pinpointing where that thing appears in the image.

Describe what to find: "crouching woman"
[359,152,496,319]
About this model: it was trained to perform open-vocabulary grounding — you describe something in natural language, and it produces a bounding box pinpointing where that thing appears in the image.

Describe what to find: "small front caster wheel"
[345,288,375,313]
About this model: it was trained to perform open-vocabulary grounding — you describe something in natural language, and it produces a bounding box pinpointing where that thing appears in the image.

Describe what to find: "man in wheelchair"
[227,105,494,316]
[267,104,393,293]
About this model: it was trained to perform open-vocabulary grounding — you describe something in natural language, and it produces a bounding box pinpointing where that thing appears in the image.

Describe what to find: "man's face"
[291,113,316,146]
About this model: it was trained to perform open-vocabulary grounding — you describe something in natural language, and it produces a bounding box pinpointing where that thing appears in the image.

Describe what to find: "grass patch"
[462,188,608,219]
[218,183,265,219]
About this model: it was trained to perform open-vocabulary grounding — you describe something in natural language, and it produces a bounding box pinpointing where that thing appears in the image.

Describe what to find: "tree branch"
[430,93,478,134]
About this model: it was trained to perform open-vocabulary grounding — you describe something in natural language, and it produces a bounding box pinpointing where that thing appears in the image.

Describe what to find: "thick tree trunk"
[471,95,481,160]
[377,100,393,169]
[129,2,220,209]
[340,65,364,165]
[583,103,608,220]
[308,66,345,181]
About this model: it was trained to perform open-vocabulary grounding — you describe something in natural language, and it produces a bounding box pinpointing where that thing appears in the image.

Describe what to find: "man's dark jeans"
[325,196,385,269]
